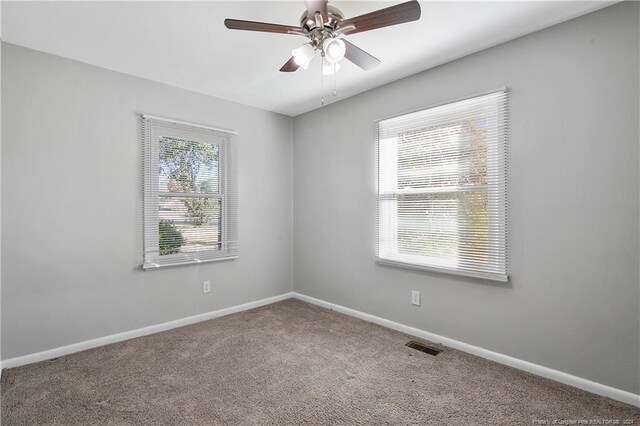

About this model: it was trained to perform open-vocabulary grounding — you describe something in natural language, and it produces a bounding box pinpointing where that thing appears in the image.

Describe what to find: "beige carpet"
[2,299,639,425]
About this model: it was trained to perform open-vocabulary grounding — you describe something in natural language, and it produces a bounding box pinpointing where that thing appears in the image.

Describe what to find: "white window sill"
[143,255,238,270]
[376,257,508,283]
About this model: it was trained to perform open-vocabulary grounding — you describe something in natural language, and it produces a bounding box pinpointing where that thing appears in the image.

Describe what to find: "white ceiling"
[2,1,614,116]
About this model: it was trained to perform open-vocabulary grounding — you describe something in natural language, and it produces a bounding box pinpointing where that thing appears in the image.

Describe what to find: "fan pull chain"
[320,55,325,106]
[333,63,337,97]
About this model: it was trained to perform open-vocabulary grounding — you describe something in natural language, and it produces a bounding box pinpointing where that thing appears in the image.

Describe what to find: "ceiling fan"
[224,0,421,74]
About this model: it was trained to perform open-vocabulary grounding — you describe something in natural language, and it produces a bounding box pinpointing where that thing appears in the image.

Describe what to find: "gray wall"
[0,11,3,366]
[293,2,639,394]
[1,43,293,359]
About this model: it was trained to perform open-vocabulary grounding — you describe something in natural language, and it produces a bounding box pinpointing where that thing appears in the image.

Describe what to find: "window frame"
[375,89,509,282]
[142,115,238,270]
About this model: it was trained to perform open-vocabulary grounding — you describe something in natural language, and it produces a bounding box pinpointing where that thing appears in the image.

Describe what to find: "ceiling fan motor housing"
[300,5,345,52]
[300,5,344,31]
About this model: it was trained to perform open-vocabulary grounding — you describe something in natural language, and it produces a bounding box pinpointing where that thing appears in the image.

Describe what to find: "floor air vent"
[406,341,441,356]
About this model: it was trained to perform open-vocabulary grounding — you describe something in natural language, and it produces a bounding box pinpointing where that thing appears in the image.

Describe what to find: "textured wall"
[293,3,639,393]
[1,43,293,359]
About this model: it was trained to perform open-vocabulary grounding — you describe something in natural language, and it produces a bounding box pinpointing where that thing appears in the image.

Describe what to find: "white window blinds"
[376,89,509,282]
[143,116,238,269]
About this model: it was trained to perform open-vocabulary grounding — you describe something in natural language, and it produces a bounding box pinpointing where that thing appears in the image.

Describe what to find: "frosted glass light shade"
[322,59,341,75]
[292,43,315,69]
[323,38,346,64]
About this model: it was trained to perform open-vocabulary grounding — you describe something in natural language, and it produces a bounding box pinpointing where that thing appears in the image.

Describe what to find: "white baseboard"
[292,292,640,408]
[1,292,294,370]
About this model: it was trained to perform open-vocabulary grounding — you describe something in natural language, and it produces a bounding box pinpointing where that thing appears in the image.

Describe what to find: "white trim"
[1,292,294,370]
[143,255,238,270]
[374,86,508,123]
[292,292,640,408]
[141,114,238,135]
[376,258,509,283]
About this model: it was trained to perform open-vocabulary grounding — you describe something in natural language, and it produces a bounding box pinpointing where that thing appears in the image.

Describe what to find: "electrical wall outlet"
[411,290,421,306]
[202,280,211,294]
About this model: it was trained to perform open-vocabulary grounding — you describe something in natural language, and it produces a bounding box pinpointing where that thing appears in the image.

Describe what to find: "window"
[376,89,508,282]
[143,116,238,269]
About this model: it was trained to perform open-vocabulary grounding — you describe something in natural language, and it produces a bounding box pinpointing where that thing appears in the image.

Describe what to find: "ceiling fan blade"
[343,40,380,71]
[280,57,300,72]
[305,0,328,22]
[338,0,421,35]
[224,19,304,35]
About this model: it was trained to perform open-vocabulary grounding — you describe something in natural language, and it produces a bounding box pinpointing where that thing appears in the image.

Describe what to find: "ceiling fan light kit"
[323,37,346,63]
[225,0,421,102]
[322,59,340,76]
[292,43,316,69]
